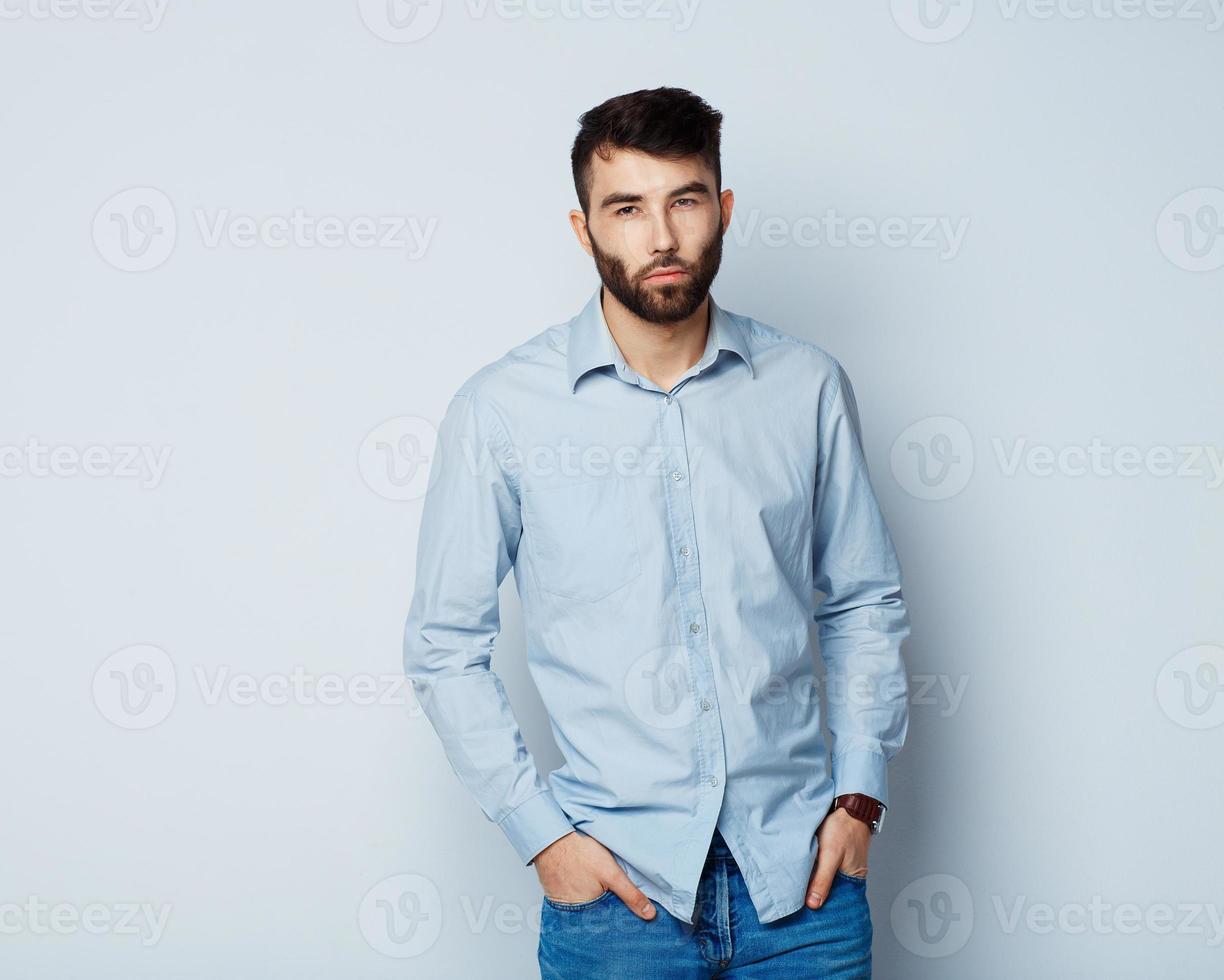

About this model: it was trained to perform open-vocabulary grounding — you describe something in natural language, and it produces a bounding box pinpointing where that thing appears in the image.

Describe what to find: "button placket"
[659,392,725,798]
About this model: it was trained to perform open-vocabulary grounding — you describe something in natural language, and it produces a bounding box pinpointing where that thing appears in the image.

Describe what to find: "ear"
[569,208,594,257]
[719,188,735,235]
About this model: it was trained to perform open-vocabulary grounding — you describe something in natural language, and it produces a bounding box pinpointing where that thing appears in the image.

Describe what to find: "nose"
[647,209,680,255]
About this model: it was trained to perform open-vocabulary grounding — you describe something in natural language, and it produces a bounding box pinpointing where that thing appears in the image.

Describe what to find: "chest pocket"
[520,477,642,602]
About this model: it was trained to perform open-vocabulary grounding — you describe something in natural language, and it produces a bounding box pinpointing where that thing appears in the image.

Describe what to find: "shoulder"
[451,320,568,403]
[724,305,850,401]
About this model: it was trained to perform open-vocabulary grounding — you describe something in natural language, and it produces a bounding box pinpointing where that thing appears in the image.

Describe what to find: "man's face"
[572,148,732,324]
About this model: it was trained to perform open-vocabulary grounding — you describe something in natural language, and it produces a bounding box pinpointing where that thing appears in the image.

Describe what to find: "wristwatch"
[832,794,886,835]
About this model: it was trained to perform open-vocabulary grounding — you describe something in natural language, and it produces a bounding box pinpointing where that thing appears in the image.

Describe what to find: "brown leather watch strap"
[833,793,885,833]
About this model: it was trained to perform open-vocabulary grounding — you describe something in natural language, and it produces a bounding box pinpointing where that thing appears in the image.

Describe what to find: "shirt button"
[671,470,683,481]
[679,545,690,558]
[700,698,712,711]
[665,394,673,404]
[708,776,719,787]
[689,623,701,634]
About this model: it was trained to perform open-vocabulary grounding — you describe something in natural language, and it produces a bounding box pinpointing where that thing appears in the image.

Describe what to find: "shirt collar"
[566,285,754,393]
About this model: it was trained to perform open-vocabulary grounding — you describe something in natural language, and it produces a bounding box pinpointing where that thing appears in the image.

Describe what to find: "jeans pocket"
[543,889,614,911]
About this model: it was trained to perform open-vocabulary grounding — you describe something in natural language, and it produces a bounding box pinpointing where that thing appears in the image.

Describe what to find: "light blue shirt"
[403,285,910,925]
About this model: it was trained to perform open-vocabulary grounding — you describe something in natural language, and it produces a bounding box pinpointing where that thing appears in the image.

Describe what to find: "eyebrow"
[598,181,712,211]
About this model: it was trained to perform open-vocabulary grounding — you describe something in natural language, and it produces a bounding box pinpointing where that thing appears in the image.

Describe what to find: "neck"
[600,287,710,393]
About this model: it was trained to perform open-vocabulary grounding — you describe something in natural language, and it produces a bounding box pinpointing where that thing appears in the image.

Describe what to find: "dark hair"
[570,86,723,216]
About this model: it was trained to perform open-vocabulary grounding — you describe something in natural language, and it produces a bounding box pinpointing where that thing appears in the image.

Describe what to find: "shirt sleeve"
[403,387,574,866]
[811,359,911,808]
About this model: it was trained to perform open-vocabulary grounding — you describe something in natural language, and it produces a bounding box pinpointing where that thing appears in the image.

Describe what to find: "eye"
[615,206,640,217]
[674,198,696,208]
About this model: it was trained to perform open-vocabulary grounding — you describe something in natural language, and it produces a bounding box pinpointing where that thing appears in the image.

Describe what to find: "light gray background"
[2,1,1222,977]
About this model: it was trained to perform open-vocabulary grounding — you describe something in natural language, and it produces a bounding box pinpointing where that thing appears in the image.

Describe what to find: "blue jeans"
[538,828,872,978]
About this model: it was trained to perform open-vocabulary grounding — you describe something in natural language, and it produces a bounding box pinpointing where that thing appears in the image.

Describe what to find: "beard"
[588,221,724,325]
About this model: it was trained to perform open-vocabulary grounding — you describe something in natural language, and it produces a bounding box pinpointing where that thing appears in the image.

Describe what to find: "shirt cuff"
[499,790,575,866]
[832,748,890,808]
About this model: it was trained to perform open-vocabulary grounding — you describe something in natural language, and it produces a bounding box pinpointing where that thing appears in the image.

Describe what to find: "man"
[403,86,910,978]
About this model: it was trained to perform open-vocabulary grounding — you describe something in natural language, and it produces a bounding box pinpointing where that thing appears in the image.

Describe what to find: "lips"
[645,268,688,282]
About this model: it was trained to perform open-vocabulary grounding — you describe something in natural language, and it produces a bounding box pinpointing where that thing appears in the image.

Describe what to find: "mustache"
[641,261,689,277]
